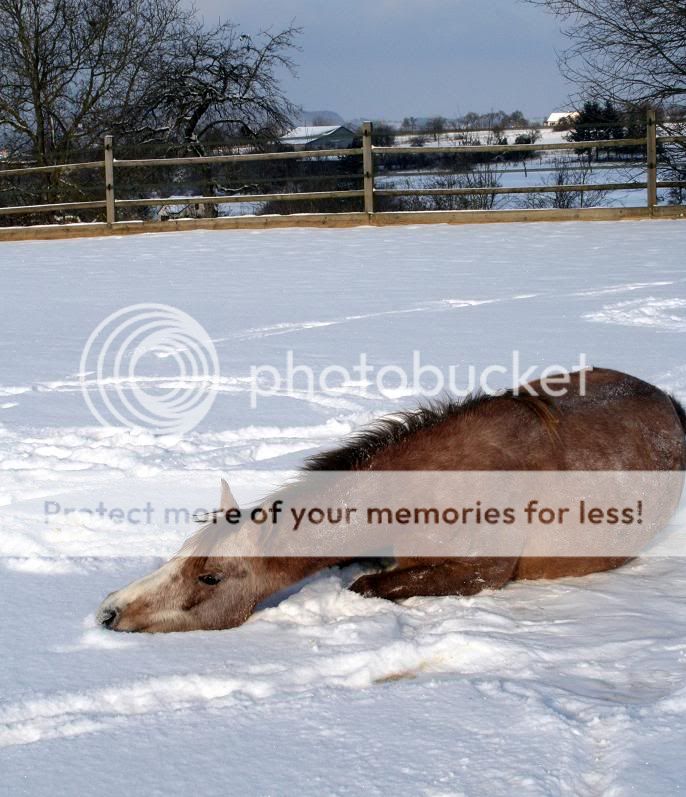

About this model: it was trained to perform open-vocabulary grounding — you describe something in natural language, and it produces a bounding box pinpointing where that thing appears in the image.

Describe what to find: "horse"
[97,367,686,632]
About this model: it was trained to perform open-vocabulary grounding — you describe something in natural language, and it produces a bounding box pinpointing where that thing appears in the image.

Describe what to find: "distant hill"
[295,109,345,126]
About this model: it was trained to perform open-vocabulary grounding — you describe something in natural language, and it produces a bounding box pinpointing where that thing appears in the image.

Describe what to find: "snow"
[546,112,580,127]
[382,128,655,210]
[280,125,354,148]
[1,219,686,794]
[282,125,343,139]
[393,127,569,148]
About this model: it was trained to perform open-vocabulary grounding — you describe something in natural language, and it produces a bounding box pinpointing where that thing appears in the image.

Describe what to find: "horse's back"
[395,368,686,586]
[470,367,686,471]
[515,368,685,579]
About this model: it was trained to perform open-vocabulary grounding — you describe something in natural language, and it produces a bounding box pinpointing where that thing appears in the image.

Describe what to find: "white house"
[545,111,580,128]
[280,125,356,151]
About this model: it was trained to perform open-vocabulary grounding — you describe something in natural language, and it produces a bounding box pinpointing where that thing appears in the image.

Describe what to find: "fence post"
[104,135,115,225]
[362,121,374,216]
[646,108,657,211]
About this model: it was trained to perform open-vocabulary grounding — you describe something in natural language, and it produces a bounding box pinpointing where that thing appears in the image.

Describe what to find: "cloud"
[192,0,570,120]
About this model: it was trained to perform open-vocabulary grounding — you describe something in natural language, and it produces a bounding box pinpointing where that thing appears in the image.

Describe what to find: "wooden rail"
[0,160,103,178]
[376,162,648,179]
[104,135,115,225]
[114,148,362,168]
[647,109,658,207]
[1,110,685,235]
[1,204,685,244]
[0,199,107,215]
[373,138,647,156]
[362,121,374,214]
[376,182,647,198]
[115,189,364,208]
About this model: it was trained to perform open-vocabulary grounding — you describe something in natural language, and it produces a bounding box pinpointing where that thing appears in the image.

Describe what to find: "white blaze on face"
[109,559,179,605]
[96,558,188,631]
[96,477,250,632]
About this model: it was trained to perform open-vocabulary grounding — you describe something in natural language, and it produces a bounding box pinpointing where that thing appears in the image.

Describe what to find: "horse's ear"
[219,478,238,512]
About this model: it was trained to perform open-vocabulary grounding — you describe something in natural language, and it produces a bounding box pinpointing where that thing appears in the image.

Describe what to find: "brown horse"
[97,368,686,632]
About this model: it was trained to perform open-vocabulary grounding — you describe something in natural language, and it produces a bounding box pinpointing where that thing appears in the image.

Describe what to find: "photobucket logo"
[250,351,590,407]
[80,304,219,435]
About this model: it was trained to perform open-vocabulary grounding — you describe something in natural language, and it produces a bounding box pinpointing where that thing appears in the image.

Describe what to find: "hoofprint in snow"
[1,220,686,796]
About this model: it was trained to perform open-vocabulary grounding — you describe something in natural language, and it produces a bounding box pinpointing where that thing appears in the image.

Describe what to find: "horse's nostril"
[98,607,119,628]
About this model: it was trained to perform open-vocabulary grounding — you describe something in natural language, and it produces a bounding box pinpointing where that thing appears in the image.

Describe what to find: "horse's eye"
[198,574,222,586]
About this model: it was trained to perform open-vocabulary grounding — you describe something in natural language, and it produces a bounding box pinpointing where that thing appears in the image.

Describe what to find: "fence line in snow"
[1,109,685,239]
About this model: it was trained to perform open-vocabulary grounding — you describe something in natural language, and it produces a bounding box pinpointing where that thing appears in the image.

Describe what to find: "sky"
[192,1,572,123]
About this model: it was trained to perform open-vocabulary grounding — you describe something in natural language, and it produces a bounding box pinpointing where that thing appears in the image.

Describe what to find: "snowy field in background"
[1,220,686,795]
[152,128,656,219]
[380,128,654,209]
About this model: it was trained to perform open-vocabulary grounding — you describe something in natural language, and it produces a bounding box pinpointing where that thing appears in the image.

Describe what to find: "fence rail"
[1,109,685,238]
[375,182,648,198]
[0,199,108,216]
[115,190,365,208]
[373,137,647,156]
[0,160,104,178]
[113,147,363,168]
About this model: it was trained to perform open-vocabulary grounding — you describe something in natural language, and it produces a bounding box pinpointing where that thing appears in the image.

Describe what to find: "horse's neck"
[256,556,345,599]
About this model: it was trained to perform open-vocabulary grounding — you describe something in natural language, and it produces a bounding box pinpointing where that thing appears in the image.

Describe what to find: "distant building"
[545,111,580,128]
[280,125,356,151]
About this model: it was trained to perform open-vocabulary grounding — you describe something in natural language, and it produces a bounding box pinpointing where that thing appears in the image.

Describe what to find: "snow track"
[1,221,686,795]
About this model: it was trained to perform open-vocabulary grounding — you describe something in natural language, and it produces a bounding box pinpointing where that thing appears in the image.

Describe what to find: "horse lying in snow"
[97,368,686,632]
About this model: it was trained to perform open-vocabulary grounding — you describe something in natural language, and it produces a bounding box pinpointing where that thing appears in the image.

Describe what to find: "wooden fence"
[1,111,685,241]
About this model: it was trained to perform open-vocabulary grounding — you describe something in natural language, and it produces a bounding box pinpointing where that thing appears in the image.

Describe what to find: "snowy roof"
[280,125,353,146]
[546,111,579,124]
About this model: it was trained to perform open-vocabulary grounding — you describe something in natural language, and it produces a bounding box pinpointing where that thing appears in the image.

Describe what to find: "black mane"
[303,392,507,472]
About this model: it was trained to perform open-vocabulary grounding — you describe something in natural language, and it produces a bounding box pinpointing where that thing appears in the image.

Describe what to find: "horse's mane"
[180,390,559,555]
[304,390,558,472]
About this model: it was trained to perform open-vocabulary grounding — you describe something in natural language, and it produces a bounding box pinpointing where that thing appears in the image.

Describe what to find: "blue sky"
[193,1,571,121]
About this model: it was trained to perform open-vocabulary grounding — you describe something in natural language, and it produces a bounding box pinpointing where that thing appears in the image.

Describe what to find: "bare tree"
[0,0,191,164]
[130,23,300,154]
[425,116,448,142]
[0,1,299,218]
[433,164,502,209]
[526,0,686,108]
[520,156,610,209]
[399,163,502,211]
[0,1,299,162]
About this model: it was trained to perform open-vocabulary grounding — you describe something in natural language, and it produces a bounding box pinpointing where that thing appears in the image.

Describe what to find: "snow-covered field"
[379,129,653,209]
[2,220,686,795]
[153,128,657,218]
[393,126,569,148]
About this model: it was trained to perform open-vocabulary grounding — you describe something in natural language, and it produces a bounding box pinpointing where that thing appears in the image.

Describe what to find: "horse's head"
[96,480,270,632]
